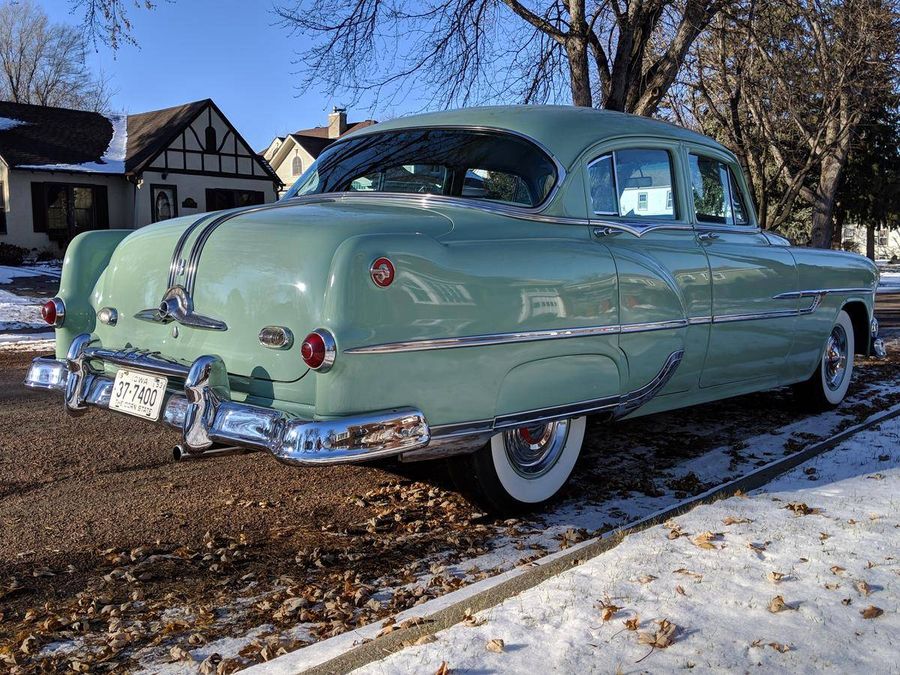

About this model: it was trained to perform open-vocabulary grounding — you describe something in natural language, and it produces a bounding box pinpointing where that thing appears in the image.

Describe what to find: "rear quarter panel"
[315,214,624,427]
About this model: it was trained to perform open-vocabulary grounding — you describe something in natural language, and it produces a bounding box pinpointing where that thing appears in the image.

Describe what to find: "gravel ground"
[1,341,899,673]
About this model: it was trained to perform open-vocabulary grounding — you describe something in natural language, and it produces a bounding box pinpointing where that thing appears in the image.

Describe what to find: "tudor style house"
[0,99,281,251]
[262,107,376,194]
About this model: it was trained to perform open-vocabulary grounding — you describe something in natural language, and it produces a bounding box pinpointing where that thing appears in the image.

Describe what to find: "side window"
[462,169,533,206]
[728,168,749,225]
[587,149,676,219]
[689,154,752,226]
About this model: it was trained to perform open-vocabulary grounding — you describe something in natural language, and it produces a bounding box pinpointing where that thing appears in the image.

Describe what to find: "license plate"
[109,369,167,421]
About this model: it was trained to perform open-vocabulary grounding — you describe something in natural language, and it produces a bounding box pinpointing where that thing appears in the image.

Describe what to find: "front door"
[687,151,798,387]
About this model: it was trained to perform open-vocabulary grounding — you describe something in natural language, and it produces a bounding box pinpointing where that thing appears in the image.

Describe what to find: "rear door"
[585,141,711,396]
[686,149,798,387]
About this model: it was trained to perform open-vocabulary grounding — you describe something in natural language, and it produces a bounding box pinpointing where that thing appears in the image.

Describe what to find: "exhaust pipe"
[172,443,257,462]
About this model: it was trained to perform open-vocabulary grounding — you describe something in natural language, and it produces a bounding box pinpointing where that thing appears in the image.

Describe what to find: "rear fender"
[56,230,132,358]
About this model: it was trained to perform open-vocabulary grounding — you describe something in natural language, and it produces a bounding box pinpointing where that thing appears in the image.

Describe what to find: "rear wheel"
[449,417,586,514]
[793,309,855,411]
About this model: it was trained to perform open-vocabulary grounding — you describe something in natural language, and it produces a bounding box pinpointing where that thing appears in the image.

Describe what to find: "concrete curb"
[247,402,900,675]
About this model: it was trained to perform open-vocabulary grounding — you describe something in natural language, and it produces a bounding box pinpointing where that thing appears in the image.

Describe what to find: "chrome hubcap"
[503,420,570,478]
[824,325,848,391]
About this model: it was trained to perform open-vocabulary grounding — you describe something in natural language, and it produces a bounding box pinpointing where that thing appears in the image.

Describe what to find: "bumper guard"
[24,333,431,466]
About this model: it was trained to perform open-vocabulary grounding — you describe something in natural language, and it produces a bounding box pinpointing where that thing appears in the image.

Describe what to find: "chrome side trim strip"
[773,287,875,300]
[428,349,685,439]
[167,212,219,288]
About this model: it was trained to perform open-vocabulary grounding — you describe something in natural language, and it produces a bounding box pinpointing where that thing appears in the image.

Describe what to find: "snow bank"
[357,420,900,674]
[0,264,61,284]
[18,113,127,174]
[0,288,45,331]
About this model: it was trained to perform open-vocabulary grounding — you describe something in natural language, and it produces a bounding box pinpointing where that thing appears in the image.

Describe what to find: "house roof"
[0,98,279,181]
[0,101,115,169]
[124,99,209,174]
[288,119,377,160]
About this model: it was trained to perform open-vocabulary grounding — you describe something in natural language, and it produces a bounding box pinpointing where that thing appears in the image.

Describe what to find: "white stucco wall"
[134,171,278,227]
[0,169,130,252]
[272,138,316,194]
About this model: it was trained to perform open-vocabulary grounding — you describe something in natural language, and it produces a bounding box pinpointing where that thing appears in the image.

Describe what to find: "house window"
[0,182,6,235]
[292,155,302,176]
[31,183,109,241]
[205,188,265,212]
[205,126,217,152]
[637,192,649,211]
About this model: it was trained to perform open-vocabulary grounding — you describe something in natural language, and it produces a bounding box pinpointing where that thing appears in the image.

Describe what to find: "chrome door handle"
[593,226,621,238]
[697,231,720,242]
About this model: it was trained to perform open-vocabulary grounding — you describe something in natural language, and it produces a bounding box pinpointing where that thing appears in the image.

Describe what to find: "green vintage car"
[26,106,884,512]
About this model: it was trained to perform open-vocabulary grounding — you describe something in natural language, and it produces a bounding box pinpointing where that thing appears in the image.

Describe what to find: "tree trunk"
[866,224,875,260]
[566,38,592,107]
[809,152,846,249]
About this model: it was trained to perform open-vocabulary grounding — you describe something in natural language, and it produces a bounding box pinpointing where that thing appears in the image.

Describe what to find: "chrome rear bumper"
[24,333,431,466]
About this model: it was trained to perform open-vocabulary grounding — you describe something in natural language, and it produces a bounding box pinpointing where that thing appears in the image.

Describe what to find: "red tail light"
[301,329,336,372]
[41,298,65,327]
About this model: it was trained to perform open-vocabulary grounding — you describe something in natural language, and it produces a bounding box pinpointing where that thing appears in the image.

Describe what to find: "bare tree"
[274,0,728,114]
[67,0,155,50]
[0,0,113,111]
[681,0,899,247]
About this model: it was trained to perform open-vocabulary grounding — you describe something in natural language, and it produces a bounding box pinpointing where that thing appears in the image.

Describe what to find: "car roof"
[347,105,731,168]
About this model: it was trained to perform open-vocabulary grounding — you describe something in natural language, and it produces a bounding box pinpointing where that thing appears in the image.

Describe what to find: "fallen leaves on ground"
[855,580,872,597]
[860,605,883,619]
[636,619,678,661]
[462,608,485,627]
[693,531,723,550]
[673,568,703,581]
[486,638,505,653]
[767,595,792,613]
[435,661,450,675]
[598,600,622,622]
[767,571,785,584]
[723,516,752,526]
[785,502,823,516]
[624,615,640,631]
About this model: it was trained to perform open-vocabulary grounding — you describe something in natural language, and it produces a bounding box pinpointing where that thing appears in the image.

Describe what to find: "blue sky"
[41,0,411,150]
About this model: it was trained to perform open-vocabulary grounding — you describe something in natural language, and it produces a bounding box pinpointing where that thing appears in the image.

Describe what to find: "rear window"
[284,128,558,208]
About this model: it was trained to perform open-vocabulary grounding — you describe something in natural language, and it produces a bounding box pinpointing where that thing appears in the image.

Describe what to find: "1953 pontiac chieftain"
[26,106,885,512]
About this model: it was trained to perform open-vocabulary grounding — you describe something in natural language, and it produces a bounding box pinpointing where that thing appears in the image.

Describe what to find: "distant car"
[26,106,884,513]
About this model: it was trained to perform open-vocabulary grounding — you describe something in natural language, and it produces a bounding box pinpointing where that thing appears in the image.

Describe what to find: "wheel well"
[842,301,870,355]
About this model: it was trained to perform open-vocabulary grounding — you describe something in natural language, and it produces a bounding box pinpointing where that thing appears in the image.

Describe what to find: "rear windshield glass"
[283,128,558,208]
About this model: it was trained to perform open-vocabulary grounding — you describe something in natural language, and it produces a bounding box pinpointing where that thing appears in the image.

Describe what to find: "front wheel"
[793,309,855,411]
[448,417,586,514]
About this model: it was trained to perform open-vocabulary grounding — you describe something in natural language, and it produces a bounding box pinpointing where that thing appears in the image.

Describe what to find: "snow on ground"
[0,263,61,283]
[0,288,45,332]
[19,113,127,174]
[358,418,900,674]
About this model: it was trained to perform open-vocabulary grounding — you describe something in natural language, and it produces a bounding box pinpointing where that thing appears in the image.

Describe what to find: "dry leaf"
[768,642,791,653]
[673,568,703,581]
[675,584,686,596]
[169,646,193,662]
[723,516,751,526]
[414,635,437,646]
[599,602,622,622]
[624,615,640,631]
[637,619,677,649]
[785,502,822,516]
[767,571,785,584]
[824,583,841,590]
[831,566,846,576]
[693,531,720,550]
[861,605,883,619]
[855,580,872,597]
[638,575,658,584]
[748,541,769,554]
[435,662,450,675]
[462,608,485,627]
[486,638,505,653]
[768,595,789,613]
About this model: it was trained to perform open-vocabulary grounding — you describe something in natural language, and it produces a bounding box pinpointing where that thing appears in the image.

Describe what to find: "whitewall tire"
[449,417,586,514]
[794,309,855,410]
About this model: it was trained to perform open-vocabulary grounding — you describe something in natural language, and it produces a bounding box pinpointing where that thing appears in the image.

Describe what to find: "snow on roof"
[0,117,26,132]
[18,114,127,174]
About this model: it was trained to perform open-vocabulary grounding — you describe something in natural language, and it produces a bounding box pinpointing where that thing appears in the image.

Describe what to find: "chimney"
[328,107,347,139]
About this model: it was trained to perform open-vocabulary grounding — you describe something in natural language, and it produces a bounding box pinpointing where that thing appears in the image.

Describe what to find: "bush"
[34,249,60,263]
[0,242,28,266]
